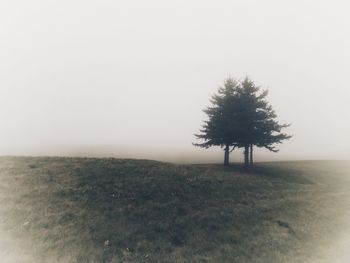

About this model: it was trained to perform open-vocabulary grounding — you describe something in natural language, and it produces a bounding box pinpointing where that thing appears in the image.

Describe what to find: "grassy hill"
[0,157,350,262]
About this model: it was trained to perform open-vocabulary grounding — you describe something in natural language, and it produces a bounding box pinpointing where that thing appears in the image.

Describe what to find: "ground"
[0,157,350,262]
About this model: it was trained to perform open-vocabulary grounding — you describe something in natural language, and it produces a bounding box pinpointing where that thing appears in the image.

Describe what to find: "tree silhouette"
[193,78,241,166]
[194,77,291,167]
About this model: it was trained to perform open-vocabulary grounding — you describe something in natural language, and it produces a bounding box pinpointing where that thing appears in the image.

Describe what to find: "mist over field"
[1,0,350,161]
[2,144,348,164]
[1,0,350,262]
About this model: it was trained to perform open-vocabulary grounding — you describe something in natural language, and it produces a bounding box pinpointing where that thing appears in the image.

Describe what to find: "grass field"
[0,157,350,262]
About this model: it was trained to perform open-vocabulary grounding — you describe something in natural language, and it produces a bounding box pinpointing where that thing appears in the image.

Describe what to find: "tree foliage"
[194,77,291,166]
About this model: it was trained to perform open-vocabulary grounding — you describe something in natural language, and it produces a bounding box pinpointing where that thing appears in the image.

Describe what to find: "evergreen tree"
[193,78,240,166]
[194,77,291,167]
[236,77,291,167]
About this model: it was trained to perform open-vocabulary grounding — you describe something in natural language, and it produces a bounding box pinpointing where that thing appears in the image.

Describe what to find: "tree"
[193,78,241,166]
[235,77,292,167]
[194,77,291,167]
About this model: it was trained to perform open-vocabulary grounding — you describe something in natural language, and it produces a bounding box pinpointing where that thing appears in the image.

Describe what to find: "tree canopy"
[194,77,291,166]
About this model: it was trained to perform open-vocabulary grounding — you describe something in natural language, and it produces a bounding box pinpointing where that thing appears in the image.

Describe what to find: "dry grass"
[0,157,350,262]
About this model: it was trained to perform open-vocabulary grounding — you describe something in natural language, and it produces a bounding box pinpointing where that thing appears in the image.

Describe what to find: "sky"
[0,0,349,161]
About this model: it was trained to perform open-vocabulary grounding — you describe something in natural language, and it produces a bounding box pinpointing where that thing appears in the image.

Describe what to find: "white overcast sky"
[0,0,349,160]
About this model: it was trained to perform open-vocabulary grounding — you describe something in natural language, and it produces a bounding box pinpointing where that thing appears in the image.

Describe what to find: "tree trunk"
[244,145,249,168]
[224,145,230,166]
[250,144,253,167]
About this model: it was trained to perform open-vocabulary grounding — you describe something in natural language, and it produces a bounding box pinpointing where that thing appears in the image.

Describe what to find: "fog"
[1,0,350,162]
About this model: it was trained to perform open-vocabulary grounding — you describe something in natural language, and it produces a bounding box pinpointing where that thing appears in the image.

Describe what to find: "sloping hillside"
[0,157,349,262]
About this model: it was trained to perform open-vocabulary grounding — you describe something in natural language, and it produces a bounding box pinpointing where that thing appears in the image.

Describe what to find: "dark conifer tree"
[194,77,291,167]
[236,77,292,167]
[193,78,240,166]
